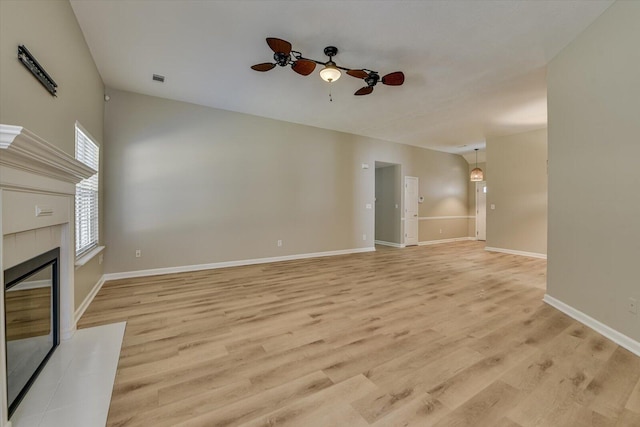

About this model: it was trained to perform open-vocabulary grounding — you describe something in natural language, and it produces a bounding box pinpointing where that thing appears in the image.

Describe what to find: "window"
[75,123,99,257]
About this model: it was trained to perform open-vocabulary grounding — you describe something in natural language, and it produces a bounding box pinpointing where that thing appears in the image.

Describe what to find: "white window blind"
[75,124,99,257]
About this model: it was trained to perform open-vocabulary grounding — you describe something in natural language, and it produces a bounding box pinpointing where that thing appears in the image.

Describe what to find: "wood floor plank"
[77,241,640,426]
[616,409,640,427]
[583,347,640,419]
[234,375,375,427]
[626,378,640,413]
[352,345,484,423]
[432,381,522,427]
[172,370,333,427]
[369,392,449,427]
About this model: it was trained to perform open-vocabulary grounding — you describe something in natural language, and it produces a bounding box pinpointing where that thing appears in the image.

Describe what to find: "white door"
[404,176,419,246]
[476,181,487,241]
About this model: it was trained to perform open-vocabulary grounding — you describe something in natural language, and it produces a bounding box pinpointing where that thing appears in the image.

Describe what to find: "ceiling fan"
[251,38,405,96]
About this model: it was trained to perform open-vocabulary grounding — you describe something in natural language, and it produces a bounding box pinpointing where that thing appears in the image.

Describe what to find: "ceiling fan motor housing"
[323,46,338,58]
[365,73,380,87]
[273,52,290,66]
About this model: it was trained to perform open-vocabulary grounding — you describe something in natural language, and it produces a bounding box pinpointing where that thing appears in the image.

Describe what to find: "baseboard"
[74,274,106,324]
[374,240,405,248]
[485,246,547,259]
[418,216,474,220]
[418,237,474,246]
[104,247,376,281]
[543,294,640,357]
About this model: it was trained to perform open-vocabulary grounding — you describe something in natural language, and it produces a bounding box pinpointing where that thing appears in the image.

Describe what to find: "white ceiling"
[70,0,612,155]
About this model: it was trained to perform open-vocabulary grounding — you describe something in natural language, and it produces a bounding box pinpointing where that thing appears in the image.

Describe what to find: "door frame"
[374,162,403,247]
[404,176,419,246]
[475,181,487,241]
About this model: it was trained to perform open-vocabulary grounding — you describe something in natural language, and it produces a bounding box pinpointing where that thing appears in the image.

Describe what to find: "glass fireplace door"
[4,248,59,417]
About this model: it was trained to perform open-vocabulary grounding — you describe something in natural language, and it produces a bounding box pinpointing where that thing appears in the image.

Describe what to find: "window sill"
[75,246,105,269]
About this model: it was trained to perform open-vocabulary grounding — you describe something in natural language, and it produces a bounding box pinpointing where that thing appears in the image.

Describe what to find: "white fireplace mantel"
[0,124,95,189]
[0,124,96,426]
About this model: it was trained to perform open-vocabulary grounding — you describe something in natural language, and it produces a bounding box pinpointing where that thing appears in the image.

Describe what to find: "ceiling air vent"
[152,74,165,83]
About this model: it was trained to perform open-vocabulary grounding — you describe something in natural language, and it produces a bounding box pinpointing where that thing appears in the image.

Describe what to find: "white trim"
[374,240,405,248]
[104,247,376,281]
[485,246,547,259]
[419,216,474,220]
[543,294,640,357]
[74,275,106,325]
[418,237,474,246]
[401,216,474,221]
[75,245,105,269]
[0,125,95,184]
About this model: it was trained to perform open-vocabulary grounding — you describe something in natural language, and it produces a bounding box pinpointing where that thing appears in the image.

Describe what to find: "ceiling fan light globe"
[320,65,341,83]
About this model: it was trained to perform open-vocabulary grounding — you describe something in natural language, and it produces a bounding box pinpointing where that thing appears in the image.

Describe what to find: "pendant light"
[470,148,484,182]
[320,62,341,82]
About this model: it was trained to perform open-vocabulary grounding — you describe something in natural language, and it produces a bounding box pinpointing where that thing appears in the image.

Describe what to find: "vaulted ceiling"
[70,0,613,155]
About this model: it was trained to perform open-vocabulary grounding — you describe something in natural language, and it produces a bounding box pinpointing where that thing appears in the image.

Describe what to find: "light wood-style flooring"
[79,241,640,426]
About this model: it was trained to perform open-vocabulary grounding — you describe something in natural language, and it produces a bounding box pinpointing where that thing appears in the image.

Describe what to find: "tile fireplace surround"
[0,125,95,426]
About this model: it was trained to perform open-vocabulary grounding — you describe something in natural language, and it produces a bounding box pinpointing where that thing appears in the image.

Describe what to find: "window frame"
[74,122,100,259]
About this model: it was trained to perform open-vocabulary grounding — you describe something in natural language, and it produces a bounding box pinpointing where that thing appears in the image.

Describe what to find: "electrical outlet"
[362,234,367,241]
[439,229,443,234]
[629,298,638,315]
[135,249,141,258]
[277,240,282,247]
[98,254,103,265]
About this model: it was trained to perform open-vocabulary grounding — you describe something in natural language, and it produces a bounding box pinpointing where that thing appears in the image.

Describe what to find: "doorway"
[476,181,487,241]
[404,176,419,246]
[374,162,402,247]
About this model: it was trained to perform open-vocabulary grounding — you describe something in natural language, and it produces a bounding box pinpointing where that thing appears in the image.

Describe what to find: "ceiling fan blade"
[355,86,374,96]
[251,63,276,72]
[381,71,405,86]
[292,59,316,76]
[266,37,292,55]
[347,69,369,79]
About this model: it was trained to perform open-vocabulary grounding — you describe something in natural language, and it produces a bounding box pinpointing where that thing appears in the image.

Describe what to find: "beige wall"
[486,129,547,255]
[375,165,401,244]
[0,0,103,156]
[420,217,469,242]
[547,1,640,342]
[0,0,105,310]
[103,89,470,273]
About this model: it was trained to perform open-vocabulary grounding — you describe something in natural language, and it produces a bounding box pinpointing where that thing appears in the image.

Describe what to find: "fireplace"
[1,125,95,425]
[4,248,60,417]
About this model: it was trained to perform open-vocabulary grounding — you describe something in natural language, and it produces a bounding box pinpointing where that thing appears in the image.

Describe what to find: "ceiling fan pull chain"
[329,85,333,102]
